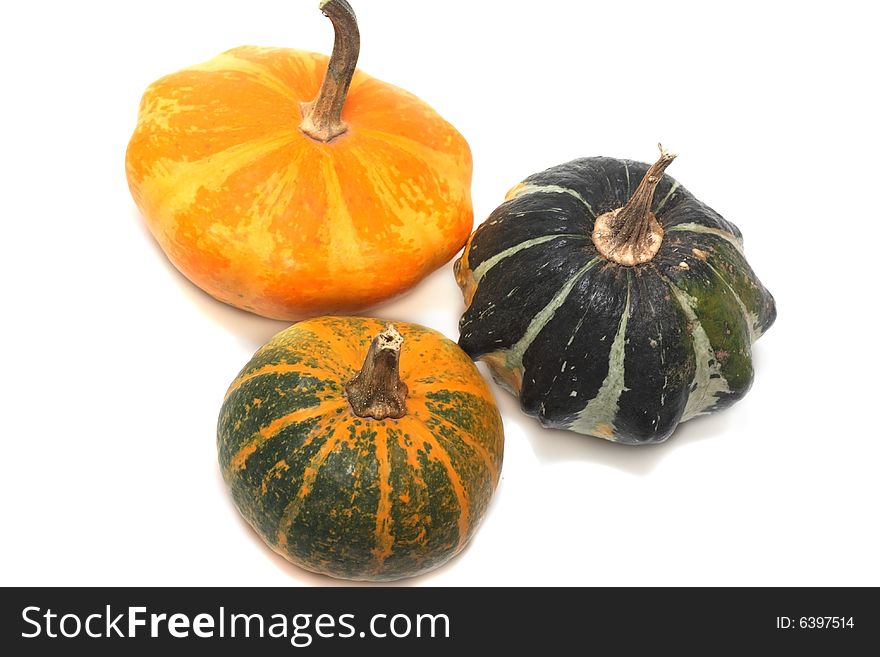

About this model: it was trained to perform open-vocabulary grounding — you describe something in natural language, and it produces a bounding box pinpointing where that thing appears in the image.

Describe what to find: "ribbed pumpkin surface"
[126,46,472,319]
[456,156,776,444]
[217,317,503,581]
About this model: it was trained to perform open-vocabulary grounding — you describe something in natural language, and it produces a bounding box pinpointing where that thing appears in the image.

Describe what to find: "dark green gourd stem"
[300,0,360,142]
[592,144,677,266]
[345,325,409,420]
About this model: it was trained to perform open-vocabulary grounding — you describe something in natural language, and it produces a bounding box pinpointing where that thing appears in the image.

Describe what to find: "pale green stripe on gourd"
[567,276,632,437]
[500,256,601,373]
[666,280,731,420]
[472,234,587,284]
[654,181,680,213]
[691,233,773,340]
[667,223,744,254]
[705,260,760,342]
[509,184,596,218]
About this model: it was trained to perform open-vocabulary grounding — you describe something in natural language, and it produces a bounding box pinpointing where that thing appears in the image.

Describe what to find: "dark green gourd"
[455,146,775,444]
[217,317,503,581]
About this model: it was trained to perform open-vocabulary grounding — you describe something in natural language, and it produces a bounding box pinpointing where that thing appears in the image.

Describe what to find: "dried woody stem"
[345,324,408,420]
[592,144,677,266]
[300,0,360,142]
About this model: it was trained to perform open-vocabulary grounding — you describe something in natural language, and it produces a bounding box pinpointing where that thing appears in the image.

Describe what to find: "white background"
[2,0,878,586]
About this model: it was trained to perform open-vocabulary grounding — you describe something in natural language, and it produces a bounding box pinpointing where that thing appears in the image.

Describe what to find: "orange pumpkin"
[126,0,472,319]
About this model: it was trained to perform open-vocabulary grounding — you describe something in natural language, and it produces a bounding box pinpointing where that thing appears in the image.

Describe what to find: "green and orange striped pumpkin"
[217,317,504,581]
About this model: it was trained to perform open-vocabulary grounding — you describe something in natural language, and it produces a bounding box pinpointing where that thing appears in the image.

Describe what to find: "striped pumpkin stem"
[592,144,677,266]
[345,324,409,419]
[300,0,360,142]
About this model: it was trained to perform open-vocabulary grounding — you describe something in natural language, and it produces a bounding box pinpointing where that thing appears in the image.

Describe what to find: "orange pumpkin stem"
[346,324,409,420]
[300,0,360,142]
